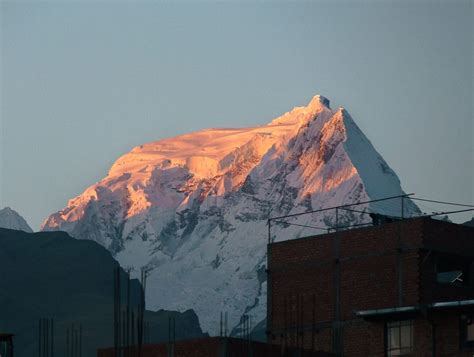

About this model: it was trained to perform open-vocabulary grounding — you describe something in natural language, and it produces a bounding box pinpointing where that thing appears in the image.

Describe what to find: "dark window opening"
[386,320,414,356]
[437,258,470,286]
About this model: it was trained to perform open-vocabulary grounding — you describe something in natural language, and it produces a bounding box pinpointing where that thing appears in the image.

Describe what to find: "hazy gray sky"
[1,1,472,229]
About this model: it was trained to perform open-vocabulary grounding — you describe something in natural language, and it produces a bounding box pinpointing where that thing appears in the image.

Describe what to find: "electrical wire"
[411,197,474,208]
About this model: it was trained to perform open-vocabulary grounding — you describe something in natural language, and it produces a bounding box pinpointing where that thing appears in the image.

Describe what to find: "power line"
[268,193,414,221]
[427,208,474,217]
[411,197,474,208]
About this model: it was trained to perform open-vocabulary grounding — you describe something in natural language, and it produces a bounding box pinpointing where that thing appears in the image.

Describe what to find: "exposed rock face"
[42,95,418,333]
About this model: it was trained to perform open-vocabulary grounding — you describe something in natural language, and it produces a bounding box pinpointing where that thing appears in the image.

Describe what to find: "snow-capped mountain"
[0,207,33,232]
[42,95,418,334]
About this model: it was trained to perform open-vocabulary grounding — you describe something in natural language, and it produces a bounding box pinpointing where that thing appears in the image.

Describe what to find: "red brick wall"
[367,322,385,356]
[411,312,474,356]
[342,314,474,356]
[97,339,219,357]
[420,219,474,304]
[423,219,474,254]
[340,254,399,319]
[268,219,425,352]
[268,218,474,355]
[341,322,370,356]
[97,337,321,357]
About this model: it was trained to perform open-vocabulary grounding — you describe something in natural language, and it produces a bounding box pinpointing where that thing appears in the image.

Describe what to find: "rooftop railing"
[267,194,474,244]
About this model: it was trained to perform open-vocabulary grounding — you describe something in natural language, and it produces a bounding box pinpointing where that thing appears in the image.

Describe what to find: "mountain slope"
[42,95,418,333]
[0,207,33,232]
[0,228,204,357]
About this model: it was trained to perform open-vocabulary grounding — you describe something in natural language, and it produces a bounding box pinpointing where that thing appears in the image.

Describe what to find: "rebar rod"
[284,296,288,353]
[220,313,223,338]
[311,294,315,352]
[79,324,82,357]
[127,270,130,357]
[66,328,69,357]
[72,324,75,357]
[300,295,304,350]
[117,268,122,357]
[51,318,54,357]
[38,319,42,357]
[77,324,79,357]
[224,312,227,337]
[131,310,136,357]
[45,319,48,357]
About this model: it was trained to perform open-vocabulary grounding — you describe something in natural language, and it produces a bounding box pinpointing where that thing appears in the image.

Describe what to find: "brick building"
[97,337,333,356]
[267,217,474,356]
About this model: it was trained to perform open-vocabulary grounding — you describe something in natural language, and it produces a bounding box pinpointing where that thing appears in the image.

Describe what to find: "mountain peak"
[307,94,330,110]
[0,207,33,233]
[42,94,415,334]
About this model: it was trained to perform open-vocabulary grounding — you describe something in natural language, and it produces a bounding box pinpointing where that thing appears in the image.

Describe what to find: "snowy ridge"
[0,207,33,233]
[42,95,417,334]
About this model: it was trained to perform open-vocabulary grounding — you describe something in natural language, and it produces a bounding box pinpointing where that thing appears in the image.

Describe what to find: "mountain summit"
[0,207,33,232]
[42,94,417,333]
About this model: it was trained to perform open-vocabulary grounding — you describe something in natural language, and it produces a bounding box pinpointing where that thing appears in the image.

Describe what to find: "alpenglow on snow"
[42,95,418,334]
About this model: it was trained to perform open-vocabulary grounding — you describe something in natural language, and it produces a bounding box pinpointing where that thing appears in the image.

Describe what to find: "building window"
[436,258,470,286]
[386,320,414,356]
[460,314,474,348]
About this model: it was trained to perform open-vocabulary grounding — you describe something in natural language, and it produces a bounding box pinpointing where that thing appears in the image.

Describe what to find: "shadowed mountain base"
[0,228,205,357]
